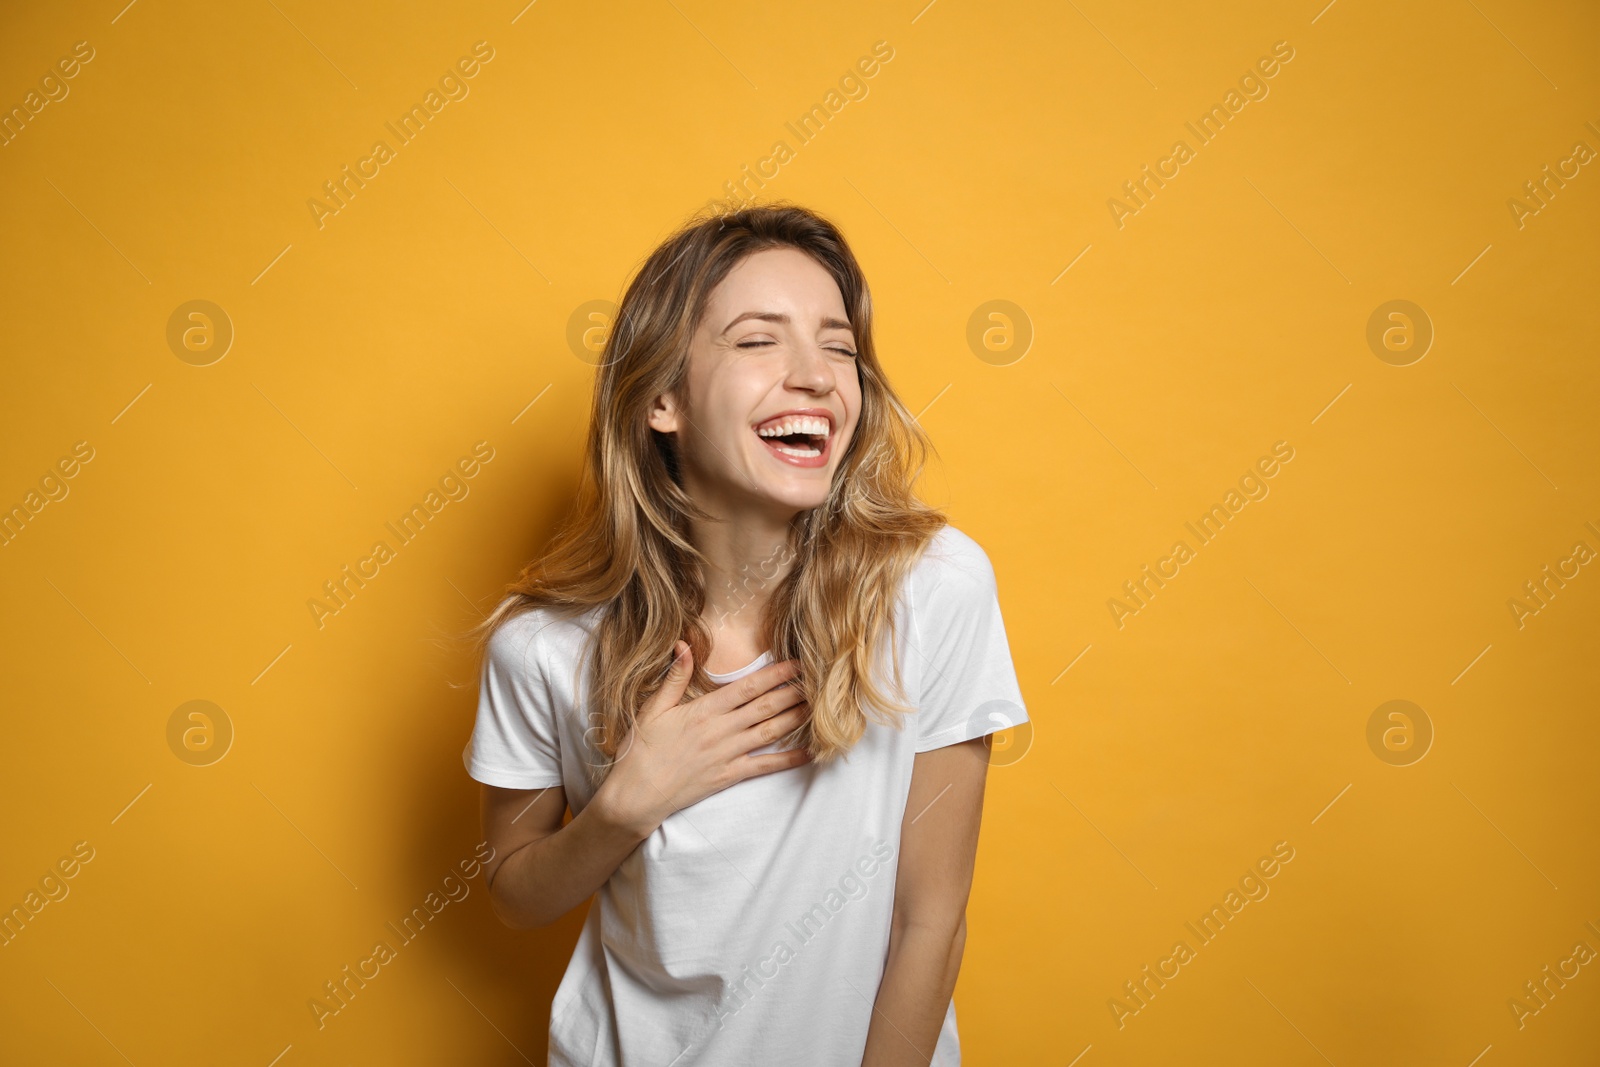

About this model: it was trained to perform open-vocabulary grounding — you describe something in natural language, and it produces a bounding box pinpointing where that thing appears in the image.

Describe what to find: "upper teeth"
[758,416,829,438]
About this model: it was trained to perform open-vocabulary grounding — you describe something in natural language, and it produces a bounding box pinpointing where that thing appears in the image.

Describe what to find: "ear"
[646,389,681,435]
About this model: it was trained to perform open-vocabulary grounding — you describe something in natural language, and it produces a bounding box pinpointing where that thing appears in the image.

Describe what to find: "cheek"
[843,382,864,436]
[688,411,738,458]
[687,382,755,455]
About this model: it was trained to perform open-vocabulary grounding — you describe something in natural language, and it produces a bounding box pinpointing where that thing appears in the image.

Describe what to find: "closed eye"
[736,340,857,356]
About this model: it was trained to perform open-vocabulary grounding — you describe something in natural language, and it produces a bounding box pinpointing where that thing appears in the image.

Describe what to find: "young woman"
[462,204,1029,1066]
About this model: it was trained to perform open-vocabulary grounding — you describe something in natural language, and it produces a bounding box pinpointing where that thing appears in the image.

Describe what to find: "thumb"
[646,641,693,714]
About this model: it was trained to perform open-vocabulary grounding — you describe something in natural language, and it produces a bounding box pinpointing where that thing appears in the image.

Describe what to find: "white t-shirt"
[462,525,1029,1066]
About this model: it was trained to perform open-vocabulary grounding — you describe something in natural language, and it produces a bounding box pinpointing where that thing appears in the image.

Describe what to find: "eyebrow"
[720,310,853,335]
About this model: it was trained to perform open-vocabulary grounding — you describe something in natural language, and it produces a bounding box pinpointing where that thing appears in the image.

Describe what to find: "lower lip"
[755,429,831,469]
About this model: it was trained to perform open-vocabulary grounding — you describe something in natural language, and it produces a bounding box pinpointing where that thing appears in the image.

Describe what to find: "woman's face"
[649,246,862,520]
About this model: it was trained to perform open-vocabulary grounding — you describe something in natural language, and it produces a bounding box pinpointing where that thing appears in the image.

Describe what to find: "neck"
[691,510,799,644]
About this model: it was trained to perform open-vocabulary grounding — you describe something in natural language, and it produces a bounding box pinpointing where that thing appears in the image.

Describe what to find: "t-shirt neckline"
[705,649,774,683]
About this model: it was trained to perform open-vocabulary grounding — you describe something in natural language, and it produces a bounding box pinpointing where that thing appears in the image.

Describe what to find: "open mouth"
[754,413,833,467]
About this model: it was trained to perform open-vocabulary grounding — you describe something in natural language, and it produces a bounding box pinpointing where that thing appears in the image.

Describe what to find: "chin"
[763,487,831,514]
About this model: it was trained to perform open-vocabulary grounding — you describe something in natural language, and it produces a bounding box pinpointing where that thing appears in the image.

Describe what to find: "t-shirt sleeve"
[461,612,566,790]
[910,533,1030,753]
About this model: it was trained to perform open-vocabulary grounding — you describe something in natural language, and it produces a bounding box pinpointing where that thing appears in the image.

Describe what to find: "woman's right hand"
[594,641,813,839]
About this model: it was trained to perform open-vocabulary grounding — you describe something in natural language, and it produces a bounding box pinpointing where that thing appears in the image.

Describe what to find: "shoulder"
[909,525,1000,604]
[484,603,600,679]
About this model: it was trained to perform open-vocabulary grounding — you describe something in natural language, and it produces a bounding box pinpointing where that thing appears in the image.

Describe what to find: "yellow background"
[2,0,1597,1063]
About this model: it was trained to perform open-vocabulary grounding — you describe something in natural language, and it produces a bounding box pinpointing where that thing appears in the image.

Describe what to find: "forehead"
[705,247,848,316]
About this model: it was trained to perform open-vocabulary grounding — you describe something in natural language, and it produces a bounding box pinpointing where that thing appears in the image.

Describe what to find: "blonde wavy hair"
[468,202,948,788]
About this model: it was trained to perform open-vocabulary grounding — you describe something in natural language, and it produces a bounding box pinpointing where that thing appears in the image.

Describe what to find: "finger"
[708,657,803,714]
[736,703,809,752]
[640,641,693,721]
[729,676,808,731]
[733,745,814,783]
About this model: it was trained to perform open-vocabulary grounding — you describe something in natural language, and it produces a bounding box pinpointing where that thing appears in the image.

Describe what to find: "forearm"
[861,919,965,1066]
[488,791,650,929]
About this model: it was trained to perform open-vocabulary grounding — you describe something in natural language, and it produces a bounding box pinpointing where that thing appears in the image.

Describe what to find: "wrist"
[590,775,658,844]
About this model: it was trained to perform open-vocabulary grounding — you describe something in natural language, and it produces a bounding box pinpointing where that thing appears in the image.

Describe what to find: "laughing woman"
[462,203,1029,1066]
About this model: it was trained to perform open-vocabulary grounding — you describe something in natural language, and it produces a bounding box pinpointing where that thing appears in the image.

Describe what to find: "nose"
[784,342,839,395]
